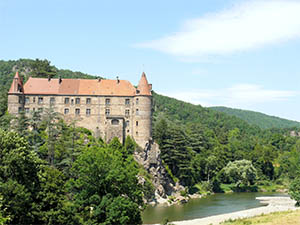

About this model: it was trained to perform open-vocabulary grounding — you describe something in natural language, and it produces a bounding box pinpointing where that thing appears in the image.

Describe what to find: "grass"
[222,210,300,225]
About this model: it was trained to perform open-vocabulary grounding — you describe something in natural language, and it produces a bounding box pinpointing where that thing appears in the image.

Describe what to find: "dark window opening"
[38,97,43,104]
[86,108,91,115]
[111,119,119,125]
[75,98,80,104]
[86,98,91,104]
[65,98,69,104]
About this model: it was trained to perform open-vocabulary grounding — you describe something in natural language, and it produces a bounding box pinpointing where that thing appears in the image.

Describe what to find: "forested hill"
[210,106,300,129]
[153,92,261,137]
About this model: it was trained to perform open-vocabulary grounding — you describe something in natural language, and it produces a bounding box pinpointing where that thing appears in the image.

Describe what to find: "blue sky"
[1,0,300,121]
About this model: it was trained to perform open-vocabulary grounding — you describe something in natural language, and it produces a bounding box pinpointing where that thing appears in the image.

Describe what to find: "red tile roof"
[9,72,152,96]
[137,72,152,95]
[8,72,23,93]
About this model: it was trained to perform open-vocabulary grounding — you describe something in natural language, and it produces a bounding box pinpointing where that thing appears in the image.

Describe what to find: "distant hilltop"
[210,106,300,129]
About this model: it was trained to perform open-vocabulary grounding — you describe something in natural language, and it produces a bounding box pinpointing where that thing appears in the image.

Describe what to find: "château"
[7,72,152,147]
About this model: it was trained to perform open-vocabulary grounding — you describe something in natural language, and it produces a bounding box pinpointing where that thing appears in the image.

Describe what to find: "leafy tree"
[30,59,57,78]
[289,177,300,206]
[69,146,144,225]
[222,160,257,187]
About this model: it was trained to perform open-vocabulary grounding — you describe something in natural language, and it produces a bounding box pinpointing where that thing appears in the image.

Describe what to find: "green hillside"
[210,106,300,129]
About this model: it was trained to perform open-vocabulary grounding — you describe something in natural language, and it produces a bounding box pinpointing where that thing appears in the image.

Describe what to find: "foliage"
[221,160,257,187]
[211,106,300,129]
[69,146,144,224]
[289,177,300,206]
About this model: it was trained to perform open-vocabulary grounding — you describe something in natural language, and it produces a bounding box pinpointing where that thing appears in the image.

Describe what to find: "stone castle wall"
[7,93,152,147]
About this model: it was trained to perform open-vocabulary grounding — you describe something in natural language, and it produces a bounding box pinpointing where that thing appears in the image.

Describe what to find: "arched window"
[111,119,119,125]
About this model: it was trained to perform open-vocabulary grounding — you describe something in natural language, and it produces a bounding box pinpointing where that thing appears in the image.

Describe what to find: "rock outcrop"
[134,140,184,204]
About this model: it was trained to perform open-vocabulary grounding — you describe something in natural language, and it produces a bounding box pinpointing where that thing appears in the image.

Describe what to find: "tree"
[69,146,144,224]
[222,160,257,187]
[30,59,57,78]
[289,177,300,206]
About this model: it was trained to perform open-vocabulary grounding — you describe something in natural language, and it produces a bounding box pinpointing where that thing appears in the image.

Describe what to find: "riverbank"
[222,209,300,225]
[170,196,297,225]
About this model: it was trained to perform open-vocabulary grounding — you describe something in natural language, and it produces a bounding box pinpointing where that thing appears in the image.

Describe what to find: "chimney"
[116,76,120,84]
[98,77,102,82]
[48,75,51,82]
[59,76,62,84]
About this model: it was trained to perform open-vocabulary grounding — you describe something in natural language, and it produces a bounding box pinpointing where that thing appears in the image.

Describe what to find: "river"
[142,192,286,224]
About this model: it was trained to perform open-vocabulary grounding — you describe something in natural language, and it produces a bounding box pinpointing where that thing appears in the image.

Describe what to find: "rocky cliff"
[134,140,184,204]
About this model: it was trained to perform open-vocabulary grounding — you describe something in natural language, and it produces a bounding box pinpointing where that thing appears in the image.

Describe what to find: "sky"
[1,0,300,121]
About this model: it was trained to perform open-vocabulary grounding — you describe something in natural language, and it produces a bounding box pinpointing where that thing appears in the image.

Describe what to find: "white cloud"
[136,0,300,57]
[160,84,297,108]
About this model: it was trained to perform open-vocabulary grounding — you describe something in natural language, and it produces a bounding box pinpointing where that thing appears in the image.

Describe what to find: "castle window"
[126,120,129,127]
[105,98,110,105]
[136,131,139,136]
[38,97,43,104]
[75,108,80,115]
[64,98,69,104]
[86,98,91,104]
[64,108,69,115]
[71,99,74,105]
[25,108,30,114]
[86,108,91,116]
[136,98,139,105]
[18,107,22,113]
[75,98,80,104]
[25,97,30,104]
[136,121,139,126]
[136,108,139,115]
[125,98,130,105]
[111,119,119,125]
[33,97,36,103]
[18,96,23,104]
[50,97,55,105]
[125,109,130,116]
[105,108,110,115]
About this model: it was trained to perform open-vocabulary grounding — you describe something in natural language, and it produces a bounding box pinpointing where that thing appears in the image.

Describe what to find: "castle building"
[7,72,152,148]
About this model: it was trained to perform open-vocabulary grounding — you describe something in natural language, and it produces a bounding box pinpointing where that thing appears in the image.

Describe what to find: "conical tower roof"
[137,72,152,96]
[8,71,24,93]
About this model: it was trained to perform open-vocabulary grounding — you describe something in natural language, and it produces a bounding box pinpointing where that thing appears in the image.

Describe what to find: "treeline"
[211,106,300,129]
[0,108,147,224]
[152,93,300,192]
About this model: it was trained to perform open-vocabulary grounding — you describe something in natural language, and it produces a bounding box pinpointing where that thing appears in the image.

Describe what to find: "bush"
[289,177,300,206]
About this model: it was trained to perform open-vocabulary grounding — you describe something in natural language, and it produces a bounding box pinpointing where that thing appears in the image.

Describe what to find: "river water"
[142,192,285,224]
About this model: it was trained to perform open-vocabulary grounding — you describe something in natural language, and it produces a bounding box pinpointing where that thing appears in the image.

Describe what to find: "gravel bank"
[170,196,297,225]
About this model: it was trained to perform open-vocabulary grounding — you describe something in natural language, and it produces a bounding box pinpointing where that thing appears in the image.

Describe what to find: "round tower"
[133,72,152,148]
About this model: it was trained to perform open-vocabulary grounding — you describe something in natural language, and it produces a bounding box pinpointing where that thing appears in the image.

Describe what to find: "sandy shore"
[169,196,297,225]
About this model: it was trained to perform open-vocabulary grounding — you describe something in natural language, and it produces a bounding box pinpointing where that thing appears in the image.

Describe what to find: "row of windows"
[20,96,140,105]
[64,108,91,116]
